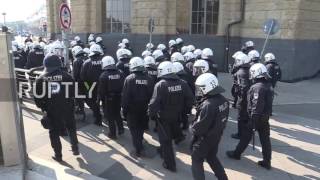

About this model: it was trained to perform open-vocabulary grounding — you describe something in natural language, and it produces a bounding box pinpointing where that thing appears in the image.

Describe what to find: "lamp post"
[2,12,6,25]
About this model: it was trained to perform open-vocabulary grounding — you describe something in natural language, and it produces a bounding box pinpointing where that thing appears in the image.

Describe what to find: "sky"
[0,0,46,22]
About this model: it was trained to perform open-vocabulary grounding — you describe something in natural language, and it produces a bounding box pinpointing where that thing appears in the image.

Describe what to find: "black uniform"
[34,68,78,160]
[116,58,130,78]
[234,65,251,137]
[265,61,281,88]
[80,55,103,125]
[121,71,154,156]
[146,66,158,83]
[73,54,88,114]
[203,58,218,77]
[98,68,125,138]
[169,46,179,56]
[97,42,106,53]
[231,65,239,108]
[13,51,27,69]
[148,74,194,171]
[191,94,229,180]
[232,79,273,166]
[25,49,45,69]
[76,40,85,48]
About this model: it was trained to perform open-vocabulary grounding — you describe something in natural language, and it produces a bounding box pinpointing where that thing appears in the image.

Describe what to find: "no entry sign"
[59,3,72,30]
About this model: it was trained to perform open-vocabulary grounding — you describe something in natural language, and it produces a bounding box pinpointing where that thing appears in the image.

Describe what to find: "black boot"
[258,161,271,170]
[226,151,241,160]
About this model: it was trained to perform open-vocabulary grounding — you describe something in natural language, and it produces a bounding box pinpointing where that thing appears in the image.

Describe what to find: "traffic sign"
[59,3,72,30]
[263,19,280,35]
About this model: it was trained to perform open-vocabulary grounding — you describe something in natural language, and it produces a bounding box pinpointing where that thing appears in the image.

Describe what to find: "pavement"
[4,73,320,180]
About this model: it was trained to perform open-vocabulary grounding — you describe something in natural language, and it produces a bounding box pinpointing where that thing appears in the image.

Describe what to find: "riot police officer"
[201,48,218,76]
[121,57,154,157]
[168,40,178,55]
[72,46,87,119]
[25,42,45,69]
[264,53,281,88]
[148,61,194,172]
[193,60,210,78]
[248,50,260,66]
[144,56,158,83]
[176,38,184,52]
[116,48,132,78]
[98,56,125,139]
[230,51,244,108]
[74,36,85,48]
[80,44,104,126]
[227,63,273,170]
[122,38,133,54]
[34,54,79,162]
[230,53,251,139]
[142,50,152,58]
[191,73,229,180]
[12,44,26,69]
[152,49,166,65]
[157,44,170,61]
[96,36,106,53]
[241,41,255,54]
[193,49,202,60]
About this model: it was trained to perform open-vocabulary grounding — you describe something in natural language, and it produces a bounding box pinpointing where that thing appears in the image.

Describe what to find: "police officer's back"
[34,54,79,162]
[98,56,125,139]
[191,73,229,180]
[116,48,132,78]
[26,43,44,69]
[12,45,27,69]
[201,48,218,76]
[144,56,158,83]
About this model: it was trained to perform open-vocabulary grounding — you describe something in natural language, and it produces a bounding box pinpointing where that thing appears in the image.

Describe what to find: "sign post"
[148,17,155,44]
[59,3,72,70]
[261,19,280,57]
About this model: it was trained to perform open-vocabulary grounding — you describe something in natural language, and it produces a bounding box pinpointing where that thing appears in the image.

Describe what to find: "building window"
[106,0,131,33]
[191,0,219,35]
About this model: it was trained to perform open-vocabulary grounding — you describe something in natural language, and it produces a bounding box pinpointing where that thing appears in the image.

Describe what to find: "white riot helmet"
[96,36,103,43]
[264,53,276,63]
[70,40,77,47]
[146,43,154,50]
[157,61,174,78]
[249,63,270,79]
[168,40,176,48]
[157,44,166,51]
[116,48,132,61]
[129,57,145,72]
[144,56,156,68]
[187,45,195,52]
[183,52,195,62]
[88,34,95,42]
[89,41,96,46]
[12,41,18,48]
[181,46,189,54]
[89,43,103,57]
[201,48,213,59]
[171,52,184,62]
[83,48,90,55]
[245,41,255,48]
[195,73,224,96]
[193,60,210,76]
[39,42,46,49]
[152,49,164,60]
[102,56,116,69]
[172,62,184,74]
[176,38,183,45]
[118,43,125,49]
[232,51,244,59]
[248,50,260,61]
[50,41,64,57]
[72,46,84,57]
[194,49,202,59]
[122,38,129,44]
[142,50,152,58]
[234,53,250,67]
[12,45,17,52]
[74,36,81,42]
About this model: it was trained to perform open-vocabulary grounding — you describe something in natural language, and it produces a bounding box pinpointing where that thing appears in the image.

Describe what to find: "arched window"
[106,0,131,33]
[191,0,219,35]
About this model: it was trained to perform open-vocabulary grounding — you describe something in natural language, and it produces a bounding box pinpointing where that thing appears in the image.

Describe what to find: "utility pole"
[2,12,6,25]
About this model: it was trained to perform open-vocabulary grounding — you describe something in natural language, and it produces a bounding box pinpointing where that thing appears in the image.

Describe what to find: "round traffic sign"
[263,19,280,35]
[59,3,72,30]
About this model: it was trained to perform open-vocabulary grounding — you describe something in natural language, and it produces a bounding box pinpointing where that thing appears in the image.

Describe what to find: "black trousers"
[85,98,101,124]
[157,120,178,169]
[236,98,249,136]
[129,127,144,153]
[234,117,271,162]
[49,115,78,157]
[103,96,124,136]
[192,137,228,180]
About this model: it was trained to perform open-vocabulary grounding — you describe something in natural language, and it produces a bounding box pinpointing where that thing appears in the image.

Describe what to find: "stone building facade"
[47,0,320,81]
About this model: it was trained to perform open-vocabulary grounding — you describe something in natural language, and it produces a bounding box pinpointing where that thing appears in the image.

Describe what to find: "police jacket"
[13,52,27,69]
[146,66,158,84]
[34,69,75,130]
[204,58,218,77]
[235,65,251,96]
[148,74,194,121]
[192,94,229,139]
[247,79,273,118]
[80,55,103,83]
[265,61,281,87]
[25,49,45,69]
[177,71,195,94]
[73,55,87,81]
[98,68,125,101]
[121,71,154,114]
